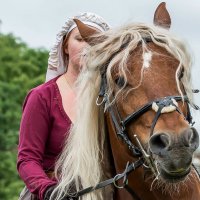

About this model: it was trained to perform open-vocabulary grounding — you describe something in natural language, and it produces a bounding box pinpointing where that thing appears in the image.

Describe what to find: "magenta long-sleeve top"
[17,77,72,200]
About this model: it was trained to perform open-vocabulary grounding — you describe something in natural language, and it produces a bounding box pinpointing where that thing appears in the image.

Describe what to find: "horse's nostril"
[184,129,193,147]
[160,134,169,147]
[183,128,199,149]
[149,133,170,155]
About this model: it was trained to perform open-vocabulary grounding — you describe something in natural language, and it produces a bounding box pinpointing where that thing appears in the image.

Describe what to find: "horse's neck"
[105,114,200,200]
[101,122,116,199]
[105,113,146,200]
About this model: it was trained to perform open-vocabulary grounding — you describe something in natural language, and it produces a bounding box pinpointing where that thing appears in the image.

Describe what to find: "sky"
[0,0,199,129]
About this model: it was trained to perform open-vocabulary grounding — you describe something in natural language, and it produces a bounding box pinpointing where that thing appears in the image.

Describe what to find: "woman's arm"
[17,89,57,200]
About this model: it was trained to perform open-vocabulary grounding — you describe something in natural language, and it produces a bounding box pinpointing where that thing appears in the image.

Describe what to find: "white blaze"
[143,51,152,69]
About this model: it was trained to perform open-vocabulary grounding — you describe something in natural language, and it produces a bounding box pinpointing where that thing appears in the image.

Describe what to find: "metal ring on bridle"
[96,93,108,106]
[113,174,128,189]
[96,96,104,106]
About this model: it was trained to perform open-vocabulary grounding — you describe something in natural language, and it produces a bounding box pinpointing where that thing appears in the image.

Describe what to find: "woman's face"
[64,27,87,72]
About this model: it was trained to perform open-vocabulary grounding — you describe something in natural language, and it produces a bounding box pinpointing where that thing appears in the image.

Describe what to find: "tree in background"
[0,33,49,200]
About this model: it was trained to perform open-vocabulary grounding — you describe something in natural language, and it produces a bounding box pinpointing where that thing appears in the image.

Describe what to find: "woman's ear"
[64,45,68,54]
[63,36,69,54]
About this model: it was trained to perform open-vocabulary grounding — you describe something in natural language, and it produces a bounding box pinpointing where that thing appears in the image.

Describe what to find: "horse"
[52,2,200,200]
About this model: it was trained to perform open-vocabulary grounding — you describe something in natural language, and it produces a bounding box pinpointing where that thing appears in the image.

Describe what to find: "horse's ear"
[73,19,100,45]
[153,2,171,29]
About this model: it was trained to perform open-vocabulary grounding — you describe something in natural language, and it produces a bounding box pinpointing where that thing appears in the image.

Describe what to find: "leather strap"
[62,159,144,199]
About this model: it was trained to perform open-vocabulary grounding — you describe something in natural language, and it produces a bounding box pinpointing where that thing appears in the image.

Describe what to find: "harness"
[62,86,199,200]
[61,41,200,200]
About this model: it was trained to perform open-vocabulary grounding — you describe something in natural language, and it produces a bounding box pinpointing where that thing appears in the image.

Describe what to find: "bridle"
[61,40,200,200]
[94,73,199,198]
[62,80,199,200]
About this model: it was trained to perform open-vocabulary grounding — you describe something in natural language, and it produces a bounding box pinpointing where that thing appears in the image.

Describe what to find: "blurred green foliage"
[0,33,48,199]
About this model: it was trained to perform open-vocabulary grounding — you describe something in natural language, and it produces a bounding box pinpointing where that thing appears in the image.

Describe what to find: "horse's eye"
[115,77,126,88]
[178,68,184,80]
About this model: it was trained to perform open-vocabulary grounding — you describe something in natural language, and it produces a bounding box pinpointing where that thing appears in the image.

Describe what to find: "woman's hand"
[43,186,78,200]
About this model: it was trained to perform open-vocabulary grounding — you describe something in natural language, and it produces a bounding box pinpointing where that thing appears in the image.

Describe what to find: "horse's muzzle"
[148,127,199,182]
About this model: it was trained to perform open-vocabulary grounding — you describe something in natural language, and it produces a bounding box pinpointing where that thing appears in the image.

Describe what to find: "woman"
[17,12,110,200]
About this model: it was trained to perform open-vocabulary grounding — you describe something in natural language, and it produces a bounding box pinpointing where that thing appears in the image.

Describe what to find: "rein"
[75,159,143,199]
[62,159,144,200]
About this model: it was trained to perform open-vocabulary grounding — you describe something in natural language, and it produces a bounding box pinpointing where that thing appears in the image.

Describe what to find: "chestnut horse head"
[53,3,200,200]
